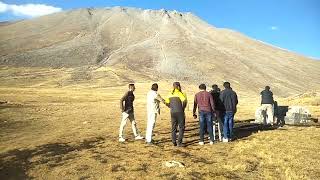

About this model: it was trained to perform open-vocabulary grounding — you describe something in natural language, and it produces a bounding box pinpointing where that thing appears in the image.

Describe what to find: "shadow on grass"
[233,122,277,140]
[157,118,282,147]
[285,123,320,128]
[0,137,105,179]
[156,119,200,146]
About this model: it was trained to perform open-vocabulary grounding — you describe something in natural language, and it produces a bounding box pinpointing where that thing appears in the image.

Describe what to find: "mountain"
[0,7,319,96]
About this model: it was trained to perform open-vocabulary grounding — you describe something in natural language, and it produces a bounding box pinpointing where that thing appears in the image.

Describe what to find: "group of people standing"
[193,82,238,144]
[118,81,239,147]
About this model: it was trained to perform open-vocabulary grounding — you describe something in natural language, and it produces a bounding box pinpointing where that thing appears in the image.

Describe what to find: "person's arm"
[193,95,198,119]
[209,93,217,118]
[193,95,197,114]
[235,92,238,105]
[164,93,171,107]
[271,91,274,104]
[209,93,215,112]
[234,92,238,113]
[156,93,165,104]
[183,92,188,110]
[177,92,187,110]
[219,91,224,103]
[120,92,128,112]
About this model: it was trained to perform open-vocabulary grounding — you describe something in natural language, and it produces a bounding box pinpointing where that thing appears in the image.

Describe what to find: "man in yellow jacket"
[165,82,187,147]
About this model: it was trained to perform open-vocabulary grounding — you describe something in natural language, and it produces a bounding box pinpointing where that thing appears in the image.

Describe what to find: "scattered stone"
[164,160,185,168]
[83,121,88,124]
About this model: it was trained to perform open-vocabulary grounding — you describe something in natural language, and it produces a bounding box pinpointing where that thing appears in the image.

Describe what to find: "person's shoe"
[146,141,153,145]
[210,141,214,145]
[222,138,229,143]
[199,142,204,145]
[119,137,126,142]
[135,135,144,140]
[177,143,185,147]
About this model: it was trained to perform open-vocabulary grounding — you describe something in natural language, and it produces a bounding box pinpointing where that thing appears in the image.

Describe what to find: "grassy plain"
[0,67,319,179]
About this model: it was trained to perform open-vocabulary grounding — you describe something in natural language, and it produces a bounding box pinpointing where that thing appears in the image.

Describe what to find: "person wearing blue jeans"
[193,84,215,145]
[220,82,238,142]
[223,111,235,140]
[199,111,214,143]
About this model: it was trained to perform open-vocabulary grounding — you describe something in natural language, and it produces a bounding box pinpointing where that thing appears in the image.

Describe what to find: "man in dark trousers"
[165,82,187,147]
[260,86,274,126]
[193,84,215,145]
[119,84,144,142]
[210,84,224,141]
[220,82,238,142]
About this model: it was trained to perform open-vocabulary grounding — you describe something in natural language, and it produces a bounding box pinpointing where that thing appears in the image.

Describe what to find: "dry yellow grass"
[0,67,320,179]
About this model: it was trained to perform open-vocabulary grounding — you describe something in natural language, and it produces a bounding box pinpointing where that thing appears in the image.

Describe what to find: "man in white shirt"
[146,83,165,144]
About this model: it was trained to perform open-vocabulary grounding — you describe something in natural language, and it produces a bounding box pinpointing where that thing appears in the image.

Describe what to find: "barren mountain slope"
[0,7,319,96]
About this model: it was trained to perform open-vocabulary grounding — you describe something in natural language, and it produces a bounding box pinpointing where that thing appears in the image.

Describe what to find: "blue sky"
[1,0,319,59]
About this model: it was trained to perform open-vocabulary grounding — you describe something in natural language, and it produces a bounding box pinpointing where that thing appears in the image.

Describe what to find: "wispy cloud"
[269,26,278,31]
[0,1,62,18]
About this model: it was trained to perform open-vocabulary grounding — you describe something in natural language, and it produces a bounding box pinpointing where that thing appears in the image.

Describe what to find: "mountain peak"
[0,7,319,96]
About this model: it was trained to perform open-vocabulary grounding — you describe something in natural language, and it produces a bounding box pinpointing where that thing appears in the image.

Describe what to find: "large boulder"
[284,106,311,124]
[254,106,267,124]
[254,105,311,125]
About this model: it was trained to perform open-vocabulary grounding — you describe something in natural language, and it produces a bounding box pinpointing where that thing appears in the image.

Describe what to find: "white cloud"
[0,1,8,12]
[270,26,278,30]
[0,1,62,18]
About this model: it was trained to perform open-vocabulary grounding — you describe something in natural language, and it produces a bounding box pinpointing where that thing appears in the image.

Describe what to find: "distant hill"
[0,7,319,96]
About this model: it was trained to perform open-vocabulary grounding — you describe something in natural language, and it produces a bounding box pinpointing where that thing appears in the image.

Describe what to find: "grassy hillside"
[1,7,320,96]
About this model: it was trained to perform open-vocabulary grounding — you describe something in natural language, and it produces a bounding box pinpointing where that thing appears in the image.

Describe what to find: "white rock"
[285,106,311,124]
[164,160,185,168]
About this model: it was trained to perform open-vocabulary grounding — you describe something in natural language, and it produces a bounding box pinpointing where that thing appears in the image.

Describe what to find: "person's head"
[199,84,206,90]
[128,83,135,91]
[212,84,218,91]
[223,82,231,89]
[173,82,181,91]
[265,86,270,91]
[151,83,158,91]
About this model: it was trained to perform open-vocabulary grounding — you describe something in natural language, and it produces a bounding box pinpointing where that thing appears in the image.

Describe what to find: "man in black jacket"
[260,86,274,125]
[220,82,238,142]
[209,84,223,141]
[118,84,144,142]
